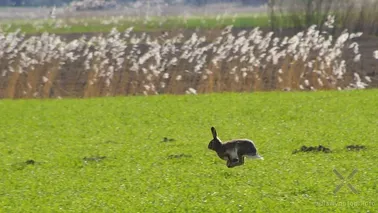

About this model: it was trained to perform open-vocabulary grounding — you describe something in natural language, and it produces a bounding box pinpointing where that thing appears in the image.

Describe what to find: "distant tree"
[0,0,9,6]
[184,0,207,6]
[117,0,136,3]
[241,0,267,6]
[1,0,74,6]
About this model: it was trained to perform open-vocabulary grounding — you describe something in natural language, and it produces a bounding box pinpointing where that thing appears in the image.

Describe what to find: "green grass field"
[0,90,377,212]
[0,12,370,35]
[0,14,288,34]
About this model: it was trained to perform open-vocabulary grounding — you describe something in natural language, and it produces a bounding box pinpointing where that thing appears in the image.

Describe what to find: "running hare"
[208,127,263,168]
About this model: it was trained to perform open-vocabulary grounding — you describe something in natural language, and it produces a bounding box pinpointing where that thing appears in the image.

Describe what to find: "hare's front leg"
[227,157,244,168]
[226,155,237,168]
[227,159,237,168]
[238,155,245,165]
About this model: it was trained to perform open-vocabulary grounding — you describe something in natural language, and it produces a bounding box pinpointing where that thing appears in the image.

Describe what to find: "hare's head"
[208,127,222,151]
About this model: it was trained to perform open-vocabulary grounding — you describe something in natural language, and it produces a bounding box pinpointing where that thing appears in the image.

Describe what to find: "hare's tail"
[246,153,264,160]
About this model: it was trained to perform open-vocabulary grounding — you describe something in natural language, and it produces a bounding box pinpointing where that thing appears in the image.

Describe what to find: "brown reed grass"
[0,54,368,99]
[0,29,374,99]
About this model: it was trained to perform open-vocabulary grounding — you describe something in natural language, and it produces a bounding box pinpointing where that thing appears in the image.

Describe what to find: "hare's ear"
[211,127,217,139]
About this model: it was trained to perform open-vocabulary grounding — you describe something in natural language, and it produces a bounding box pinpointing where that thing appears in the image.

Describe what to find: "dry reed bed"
[0,17,377,99]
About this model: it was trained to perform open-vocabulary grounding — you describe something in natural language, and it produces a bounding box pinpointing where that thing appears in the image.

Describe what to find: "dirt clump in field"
[25,159,36,165]
[292,145,331,154]
[161,137,176,142]
[104,140,118,144]
[83,156,106,162]
[167,154,192,159]
[346,145,366,151]
[11,159,38,170]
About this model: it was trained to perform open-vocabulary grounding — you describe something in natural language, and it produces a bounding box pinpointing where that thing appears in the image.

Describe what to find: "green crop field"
[0,15,265,34]
[0,14,294,34]
[0,90,377,212]
[0,12,369,35]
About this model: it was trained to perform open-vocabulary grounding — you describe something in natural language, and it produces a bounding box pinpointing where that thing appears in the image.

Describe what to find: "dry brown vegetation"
[1,16,377,99]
